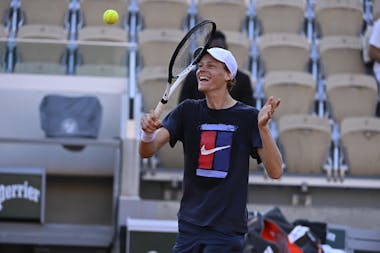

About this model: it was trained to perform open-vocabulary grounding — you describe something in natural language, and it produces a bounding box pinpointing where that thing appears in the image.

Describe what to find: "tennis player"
[139,47,283,253]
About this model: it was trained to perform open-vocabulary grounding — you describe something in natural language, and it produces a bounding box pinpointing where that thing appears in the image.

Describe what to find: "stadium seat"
[224,30,250,69]
[341,117,380,176]
[197,0,248,32]
[138,28,184,68]
[138,66,180,114]
[137,65,184,169]
[158,143,184,169]
[319,36,366,77]
[78,26,127,42]
[0,1,9,15]
[78,0,128,41]
[278,114,331,174]
[257,33,310,73]
[18,0,70,39]
[326,74,378,123]
[255,0,306,34]
[138,0,189,29]
[0,1,11,28]
[76,41,128,77]
[17,25,67,40]
[263,71,316,120]
[315,0,363,37]
[15,0,70,74]
[249,157,259,171]
[14,39,67,74]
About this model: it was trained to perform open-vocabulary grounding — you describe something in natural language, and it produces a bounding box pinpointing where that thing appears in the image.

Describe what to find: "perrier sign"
[0,168,45,223]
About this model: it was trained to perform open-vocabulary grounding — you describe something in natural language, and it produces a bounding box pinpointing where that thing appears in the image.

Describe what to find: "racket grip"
[154,101,166,119]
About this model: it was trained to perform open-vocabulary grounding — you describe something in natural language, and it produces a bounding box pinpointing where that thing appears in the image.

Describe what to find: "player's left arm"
[257,96,283,179]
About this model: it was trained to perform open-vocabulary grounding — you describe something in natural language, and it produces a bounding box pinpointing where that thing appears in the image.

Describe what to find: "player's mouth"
[198,76,209,82]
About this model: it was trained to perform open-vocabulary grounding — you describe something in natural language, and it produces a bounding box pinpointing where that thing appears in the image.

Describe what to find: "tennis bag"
[39,95,102,138]
[244,207,322,253]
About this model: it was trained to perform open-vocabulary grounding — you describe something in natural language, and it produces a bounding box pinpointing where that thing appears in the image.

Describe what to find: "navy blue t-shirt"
[162,99,262,234]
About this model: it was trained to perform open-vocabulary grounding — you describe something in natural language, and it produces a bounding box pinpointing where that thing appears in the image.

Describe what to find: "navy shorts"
[172,220,245,253]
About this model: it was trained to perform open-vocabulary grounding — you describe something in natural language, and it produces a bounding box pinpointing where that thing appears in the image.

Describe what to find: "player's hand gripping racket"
[153,20,216,118]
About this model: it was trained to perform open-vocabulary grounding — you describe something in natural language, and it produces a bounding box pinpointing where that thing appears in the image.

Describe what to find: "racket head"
[168,20,216,83]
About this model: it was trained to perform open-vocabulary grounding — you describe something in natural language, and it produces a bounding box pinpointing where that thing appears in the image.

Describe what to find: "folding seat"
[257,33,310,73]
[255,0,306,34]
[315,0,363,37]
[138,0,189,29]
[14,39,67,74]
[18,0,70,40]
[224,30,250,69]
[0,1,11,27]
[157,143,184,169]
[138,65,184,169]
[138,66,181,114]
[197,0,248,32]
[76,41,128,77]
[341,117,380,176]
[278,114,331,174]
[15,0,70,74]
[0,1,9,16]
[138,28,184,68]
[326,74,378,124]
[319,36,366,77]
[263,71,316,120]
[249,157,259,171]
[78,0,128,42]
[76,24,128,77]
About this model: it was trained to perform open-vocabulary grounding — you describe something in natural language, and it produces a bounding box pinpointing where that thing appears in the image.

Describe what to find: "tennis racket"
[153,20,216,118]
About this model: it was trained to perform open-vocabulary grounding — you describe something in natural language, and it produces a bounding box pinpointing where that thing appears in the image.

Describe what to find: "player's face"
[196,54,230,93]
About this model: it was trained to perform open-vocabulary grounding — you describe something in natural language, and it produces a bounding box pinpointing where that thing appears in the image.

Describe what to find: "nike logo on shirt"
[200,144,231,156]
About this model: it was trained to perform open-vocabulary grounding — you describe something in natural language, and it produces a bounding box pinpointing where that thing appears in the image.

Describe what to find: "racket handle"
[154,101,166,119]
[154,65,196,119]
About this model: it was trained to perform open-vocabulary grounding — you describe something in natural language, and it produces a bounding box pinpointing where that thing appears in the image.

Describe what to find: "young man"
[140,47,283,253]
[178,30,255,106]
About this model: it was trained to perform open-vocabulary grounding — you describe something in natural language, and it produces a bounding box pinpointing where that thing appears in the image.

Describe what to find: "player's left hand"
[258,96,281,129]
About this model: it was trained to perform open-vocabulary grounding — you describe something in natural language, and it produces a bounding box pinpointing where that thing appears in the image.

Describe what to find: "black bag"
[39,95,102,138]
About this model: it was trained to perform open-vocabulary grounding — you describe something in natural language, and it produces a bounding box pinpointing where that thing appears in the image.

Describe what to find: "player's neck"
[206,92,236,110]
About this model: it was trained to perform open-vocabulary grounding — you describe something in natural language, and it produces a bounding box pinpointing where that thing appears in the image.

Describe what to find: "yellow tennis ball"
[103,9,119,25]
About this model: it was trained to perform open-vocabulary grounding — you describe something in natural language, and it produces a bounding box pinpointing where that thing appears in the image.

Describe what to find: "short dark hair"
[208,30,228,49]
[213,30,226,41]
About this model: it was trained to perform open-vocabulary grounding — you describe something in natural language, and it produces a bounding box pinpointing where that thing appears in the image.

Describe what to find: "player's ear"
[225,72,232,81]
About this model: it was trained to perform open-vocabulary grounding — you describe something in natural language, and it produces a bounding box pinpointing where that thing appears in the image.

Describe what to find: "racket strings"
[170,22,215,80]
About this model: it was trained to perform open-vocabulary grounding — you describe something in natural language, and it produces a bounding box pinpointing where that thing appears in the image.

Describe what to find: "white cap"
[206,47,238,78]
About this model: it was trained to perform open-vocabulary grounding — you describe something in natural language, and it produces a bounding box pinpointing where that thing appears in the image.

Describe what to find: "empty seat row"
[255,0,363,37]
[11,39,128,76]
[0,0,367,40]
[257,33,367,77]
[279,114,380,176]
[0,0,129,41]
[154,113,380,177]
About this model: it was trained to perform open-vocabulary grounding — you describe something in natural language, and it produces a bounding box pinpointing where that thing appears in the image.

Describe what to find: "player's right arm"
[139,112,170,158]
